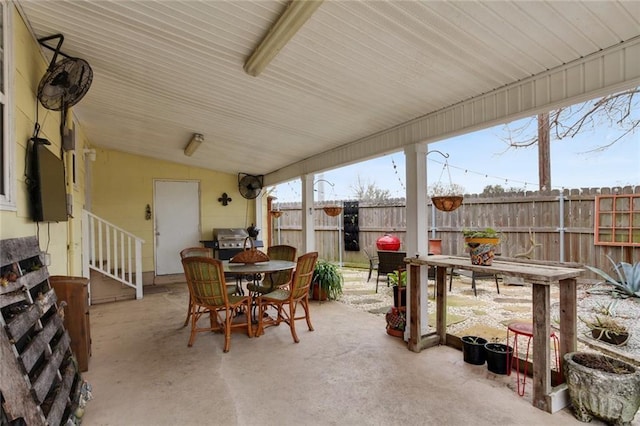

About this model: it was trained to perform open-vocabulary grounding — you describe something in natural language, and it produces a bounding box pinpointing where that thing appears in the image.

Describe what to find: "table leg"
[558,278,577,383]
[408,264,421,352]
[436,266,447,345]
[532,283,551,412]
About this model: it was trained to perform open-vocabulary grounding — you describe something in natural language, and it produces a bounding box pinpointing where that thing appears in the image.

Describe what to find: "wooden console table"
[405,255,583,413]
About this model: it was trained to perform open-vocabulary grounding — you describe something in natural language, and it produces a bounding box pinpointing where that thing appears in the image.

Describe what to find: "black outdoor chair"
[363,248,378,282]
[376,250,407,293]
[449,269,500,296]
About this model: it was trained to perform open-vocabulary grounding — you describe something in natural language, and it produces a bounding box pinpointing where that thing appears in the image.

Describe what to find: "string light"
[427,157,566,190]
[391,156,406,190]
[276,155,566,201]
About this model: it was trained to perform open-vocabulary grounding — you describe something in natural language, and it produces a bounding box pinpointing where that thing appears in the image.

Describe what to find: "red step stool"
[506,321,560,396]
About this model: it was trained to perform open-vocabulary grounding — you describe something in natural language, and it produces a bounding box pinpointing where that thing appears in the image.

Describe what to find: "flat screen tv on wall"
[29,141,68,222]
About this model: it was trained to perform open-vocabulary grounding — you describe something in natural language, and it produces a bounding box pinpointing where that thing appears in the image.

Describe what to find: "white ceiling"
[16,1,640,185]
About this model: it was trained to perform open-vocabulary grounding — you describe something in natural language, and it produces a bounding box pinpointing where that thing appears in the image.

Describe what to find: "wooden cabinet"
[50,276,91,372]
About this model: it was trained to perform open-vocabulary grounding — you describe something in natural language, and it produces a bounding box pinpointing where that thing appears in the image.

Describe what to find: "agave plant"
[585,255,640,298]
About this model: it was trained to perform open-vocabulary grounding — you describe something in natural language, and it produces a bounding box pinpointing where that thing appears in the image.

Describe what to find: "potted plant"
[484,340,512,374]
[385,306,405,338]
[311,260,343,301]
[462,228,500,266]
[585,255,640,299]
[429,182,464,212]
[580,315,630,346]
[388,268,406,308]
[461,336,487,365]
[564,352,640,424]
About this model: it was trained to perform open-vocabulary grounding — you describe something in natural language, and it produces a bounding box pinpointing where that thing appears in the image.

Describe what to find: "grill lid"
[214,228,250,249]
[214,228,249,240]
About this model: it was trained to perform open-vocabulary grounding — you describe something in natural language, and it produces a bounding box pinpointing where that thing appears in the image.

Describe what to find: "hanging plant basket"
[428,155,464,213]
[431,195,463,212]
[323,206,343,217]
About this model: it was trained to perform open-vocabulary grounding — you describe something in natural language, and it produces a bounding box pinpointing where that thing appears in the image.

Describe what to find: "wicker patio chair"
[256,252,318,342]
[246,245,297,295]
[181,256,253,352]
[180,247,238,326]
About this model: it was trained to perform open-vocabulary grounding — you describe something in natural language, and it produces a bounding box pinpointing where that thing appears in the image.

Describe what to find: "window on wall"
[0,0,14,210]
[594,194,640,246]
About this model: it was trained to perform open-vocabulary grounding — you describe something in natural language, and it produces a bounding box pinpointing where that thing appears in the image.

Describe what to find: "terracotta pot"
[386,327,403,338]
[428,239,442,255]
[311,284,328,301]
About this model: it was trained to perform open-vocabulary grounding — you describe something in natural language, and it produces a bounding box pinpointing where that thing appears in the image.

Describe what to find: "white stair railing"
[82,210,145,301]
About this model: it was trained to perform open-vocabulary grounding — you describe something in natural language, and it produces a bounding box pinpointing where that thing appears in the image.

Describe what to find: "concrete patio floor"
[80,275,624,426]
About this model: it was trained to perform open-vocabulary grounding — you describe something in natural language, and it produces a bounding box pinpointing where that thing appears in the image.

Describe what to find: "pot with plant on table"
[462,228,500,266]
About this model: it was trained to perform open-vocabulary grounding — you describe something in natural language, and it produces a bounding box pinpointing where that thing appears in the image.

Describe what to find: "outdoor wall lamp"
[184,133,204,157]
[83,148,96,161]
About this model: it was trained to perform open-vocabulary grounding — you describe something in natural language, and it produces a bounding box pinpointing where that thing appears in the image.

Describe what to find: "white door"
[154,180,200,275]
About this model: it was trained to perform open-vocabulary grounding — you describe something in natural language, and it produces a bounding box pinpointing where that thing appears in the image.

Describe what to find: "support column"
[404,143,429,339]
[301,174,315,253]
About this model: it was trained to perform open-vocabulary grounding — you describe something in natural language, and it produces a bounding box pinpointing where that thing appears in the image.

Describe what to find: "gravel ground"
[337,267,640,366]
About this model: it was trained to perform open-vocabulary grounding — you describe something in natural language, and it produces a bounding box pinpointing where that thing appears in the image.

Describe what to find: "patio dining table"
[223,260,296,330]
[223,259,296,288]
[405,255,583,414]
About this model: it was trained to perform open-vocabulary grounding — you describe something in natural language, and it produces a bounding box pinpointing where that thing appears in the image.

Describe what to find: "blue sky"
[271,110,639,203]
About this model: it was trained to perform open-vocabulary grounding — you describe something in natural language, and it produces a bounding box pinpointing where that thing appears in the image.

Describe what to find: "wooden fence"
[269,186,639,278]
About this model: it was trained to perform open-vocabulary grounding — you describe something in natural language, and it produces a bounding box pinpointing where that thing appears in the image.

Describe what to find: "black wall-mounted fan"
[238,173,264,199]
[37,34,93,111]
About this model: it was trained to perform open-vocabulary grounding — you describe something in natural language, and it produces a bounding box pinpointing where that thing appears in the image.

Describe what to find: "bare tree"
[351,176,391,202]
[503,88,639,152]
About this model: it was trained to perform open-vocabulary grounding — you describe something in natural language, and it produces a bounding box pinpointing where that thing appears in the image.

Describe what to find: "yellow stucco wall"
[91,149,257,272]
[0,6,88,276]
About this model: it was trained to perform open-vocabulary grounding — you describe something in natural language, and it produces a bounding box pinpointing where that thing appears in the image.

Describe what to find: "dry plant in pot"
[429,182,464,212]
[580,315,630,346]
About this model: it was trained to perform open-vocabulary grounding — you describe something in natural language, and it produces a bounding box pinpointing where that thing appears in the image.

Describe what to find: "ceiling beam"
[244,0,323,77]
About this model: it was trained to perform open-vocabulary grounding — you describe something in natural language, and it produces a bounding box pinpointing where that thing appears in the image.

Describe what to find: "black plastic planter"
[484,343,513,375]
[461,336,487,365]
[392,286,406,308]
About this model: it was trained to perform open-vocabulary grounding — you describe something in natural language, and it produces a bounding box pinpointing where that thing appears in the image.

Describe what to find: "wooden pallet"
[1,236,85,425]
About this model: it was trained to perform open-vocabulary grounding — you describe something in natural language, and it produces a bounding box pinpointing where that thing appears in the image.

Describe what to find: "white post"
[277,216,281,245]
[404,143,430,340]
[301,174,315,253]
[338,212,343,267]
